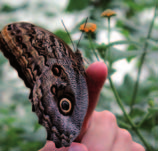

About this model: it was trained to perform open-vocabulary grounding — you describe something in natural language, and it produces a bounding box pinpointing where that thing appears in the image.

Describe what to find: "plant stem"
[130,6,157,112]
[117,120,132,129]
[106,12,152,151]
[88,33,100,61]
[109,77,152,151]
[107,17,112,67]
[137,112,151,128]
[108,17,110,44]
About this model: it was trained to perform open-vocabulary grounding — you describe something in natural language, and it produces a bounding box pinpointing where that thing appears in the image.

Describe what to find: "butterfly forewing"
[0,22,88,148]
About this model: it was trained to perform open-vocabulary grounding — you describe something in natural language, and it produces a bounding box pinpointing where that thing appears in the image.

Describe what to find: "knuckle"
[138,146,145,151]
[132,142,145,151]
[120,128,132,142]
[101,110,117,123]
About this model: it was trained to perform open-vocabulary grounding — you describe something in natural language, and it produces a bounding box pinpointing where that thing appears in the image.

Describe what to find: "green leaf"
[96,41,143,62]
[152,126,158,149]
[0,4,17,12]
[148,107,158,114]
[34,123,41,132]
[108,68,116,77]
[0,3,29,13]
[66,0,89,12]
[146,51,158,60]
[96,43,107,58]
[0,108,9,114]
[3,117,16,125]
[54,30,71,44]
[0,53,7,65]
[105,40,142,49]
[107,47,143,63]
[152,126,158,140]
[45,11,55,17]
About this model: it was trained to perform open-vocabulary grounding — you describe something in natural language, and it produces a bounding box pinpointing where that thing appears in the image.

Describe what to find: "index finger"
[75,61,108,141]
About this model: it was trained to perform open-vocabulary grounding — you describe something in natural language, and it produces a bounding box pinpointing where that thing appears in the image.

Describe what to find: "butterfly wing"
[0,22,88,148]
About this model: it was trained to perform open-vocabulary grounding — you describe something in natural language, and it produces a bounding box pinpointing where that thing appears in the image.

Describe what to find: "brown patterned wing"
[0,22,88,148]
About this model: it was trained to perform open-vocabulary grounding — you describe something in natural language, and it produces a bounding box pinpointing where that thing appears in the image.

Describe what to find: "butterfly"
[0,22,88,148]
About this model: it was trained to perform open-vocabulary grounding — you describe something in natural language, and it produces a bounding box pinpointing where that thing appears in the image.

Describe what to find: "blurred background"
[0,0,157,150]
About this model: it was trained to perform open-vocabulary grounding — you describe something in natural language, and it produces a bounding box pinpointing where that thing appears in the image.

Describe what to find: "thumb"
[76,61,108,141]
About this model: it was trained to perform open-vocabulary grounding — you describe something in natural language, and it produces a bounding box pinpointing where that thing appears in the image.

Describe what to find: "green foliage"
[0,3,29,13]
[66,0,90,12]
[0,0,157,151]
[54,30,71,44]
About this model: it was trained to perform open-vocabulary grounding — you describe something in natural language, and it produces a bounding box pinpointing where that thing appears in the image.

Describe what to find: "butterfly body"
[0,22,88,148]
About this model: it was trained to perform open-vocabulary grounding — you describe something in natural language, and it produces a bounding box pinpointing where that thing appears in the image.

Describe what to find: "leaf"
[108,68,116,77]
[99,47,143,63]
[152,126,158,140]
[148,107,158,114]
[105,40,142,49]
[152,126,158,149]
[54,30,71,44]
[96,40,143,62]
[0,4,17,12]
[0,3,29,13]
[111,48,144,62]
[0,53,7,65]
[34,123,41,132]
[146,51,158,60]
[0,108,9,114]
[45,11,55,17]
[3,117,16,125]
[66,0,89,12]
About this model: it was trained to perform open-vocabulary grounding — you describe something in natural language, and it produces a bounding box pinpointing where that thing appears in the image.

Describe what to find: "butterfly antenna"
[61,19,76,51]
[76,17,88,50]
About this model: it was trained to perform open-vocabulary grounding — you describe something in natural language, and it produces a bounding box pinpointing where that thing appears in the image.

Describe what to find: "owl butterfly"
[0,22,88,148]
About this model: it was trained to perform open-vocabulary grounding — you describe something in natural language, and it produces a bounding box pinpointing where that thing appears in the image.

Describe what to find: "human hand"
[39,62,145,151]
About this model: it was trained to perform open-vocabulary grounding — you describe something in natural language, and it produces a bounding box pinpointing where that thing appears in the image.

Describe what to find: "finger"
[81,111,118,151]
[39,141,88,151]
[85,61,108,119]
[131,142,145,151]
[39,141,67,151]
[75,62,108,141]
[112,128,133,151]
[68,142,88,151]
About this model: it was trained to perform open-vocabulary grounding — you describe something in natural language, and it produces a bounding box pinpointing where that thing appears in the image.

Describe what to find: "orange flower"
[79,23,97,33]
[101,9,116,17]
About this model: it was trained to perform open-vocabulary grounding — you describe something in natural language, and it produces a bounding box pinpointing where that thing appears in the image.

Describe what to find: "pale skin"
[40,62,145,151]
